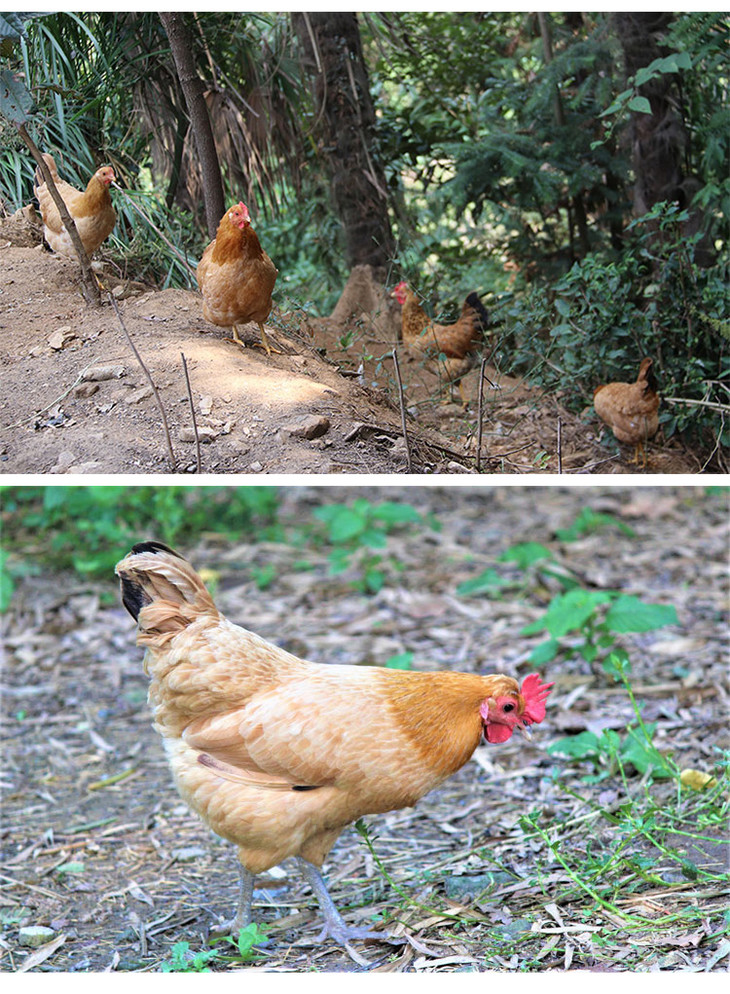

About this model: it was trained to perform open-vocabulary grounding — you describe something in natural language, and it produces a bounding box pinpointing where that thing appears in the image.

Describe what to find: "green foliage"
[384,651,413,670]
[312,499,438,594]
[160,923,268,972]
[0,486,280,585]
[161,941,219,973]
[555,508,635,542]
[522,590,677,666]
[504,200,728,450]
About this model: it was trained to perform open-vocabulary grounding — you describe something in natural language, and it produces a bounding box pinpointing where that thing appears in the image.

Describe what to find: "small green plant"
[522,591,678,666]
[160,923,269,972]
[548,652,677,782]
[160,941,219,973]
[554,507,635,542]
[312,499,439,594]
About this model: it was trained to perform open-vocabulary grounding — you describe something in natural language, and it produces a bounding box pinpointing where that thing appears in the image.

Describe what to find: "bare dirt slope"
[0,213,700,474]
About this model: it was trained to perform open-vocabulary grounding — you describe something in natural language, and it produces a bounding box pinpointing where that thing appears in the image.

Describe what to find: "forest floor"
[2,486,728,974]
[0,211,702,476]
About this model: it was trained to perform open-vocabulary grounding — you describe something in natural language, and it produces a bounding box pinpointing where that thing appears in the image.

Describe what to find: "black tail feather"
[464,292,489,332]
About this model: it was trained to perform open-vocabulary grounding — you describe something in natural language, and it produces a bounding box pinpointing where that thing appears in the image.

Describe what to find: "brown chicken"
[197,202,278,354]
[391,281,489,403]
[34,153,116,258]
[593,357,660,468]
[116,542,552,946]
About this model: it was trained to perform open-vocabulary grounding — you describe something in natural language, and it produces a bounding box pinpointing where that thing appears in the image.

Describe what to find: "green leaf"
[628,95,652,115]
[498,542,553,568]
[372,502,422,525]
[529,638,559,665]
[547,731,601,760]
[604,596,678,633]
[456,568,510,596]
[384,652,413,670]
[0,69,36,125]
[534,588,614,638]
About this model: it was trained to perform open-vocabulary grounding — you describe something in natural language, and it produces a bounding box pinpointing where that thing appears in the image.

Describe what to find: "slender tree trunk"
[293,12,394,274]
[614,13,684,216]
[538,12,589,257]
[159,12,224,238]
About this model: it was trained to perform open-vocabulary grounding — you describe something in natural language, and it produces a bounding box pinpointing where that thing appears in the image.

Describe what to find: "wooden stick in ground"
[107,293,177,471]
[391,348,412,472]
[557,415,563,474]
[476,356,487,472]
[180,352,201,473]
[17,125,101,306]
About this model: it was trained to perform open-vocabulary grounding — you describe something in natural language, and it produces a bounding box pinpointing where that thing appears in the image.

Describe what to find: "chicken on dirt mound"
[34,153,116,258]
[197,201,278,354]
[392,281,489,404]
[116,541,553,948]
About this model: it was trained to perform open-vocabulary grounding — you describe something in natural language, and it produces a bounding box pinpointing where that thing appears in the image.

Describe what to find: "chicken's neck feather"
[211,223,264,265]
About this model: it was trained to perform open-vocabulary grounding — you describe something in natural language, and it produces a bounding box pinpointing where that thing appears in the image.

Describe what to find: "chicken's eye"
[502,703,515,713]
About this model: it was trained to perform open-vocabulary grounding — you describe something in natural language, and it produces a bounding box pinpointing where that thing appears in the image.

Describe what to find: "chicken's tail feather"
[33,153,58,196]
[463,292,489,333]
[116,542,219,647]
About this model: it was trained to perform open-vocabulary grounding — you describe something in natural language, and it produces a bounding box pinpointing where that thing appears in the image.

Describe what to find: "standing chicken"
[593,357,660,469]
[116,542,552,946]
[391,281,489,404]
[34,153,116,258]
[197,202,278,354]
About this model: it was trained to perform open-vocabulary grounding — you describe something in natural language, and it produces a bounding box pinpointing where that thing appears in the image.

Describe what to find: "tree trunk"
[293,12,394,274]
[614,13,684,216]
[159,12,224,238]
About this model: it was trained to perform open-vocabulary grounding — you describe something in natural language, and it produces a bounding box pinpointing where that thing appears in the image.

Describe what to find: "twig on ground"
[180,352,201,473]
[391,349,412,472]
[476,356,487,472]
[108,293,177,471]
[557,415,563,474]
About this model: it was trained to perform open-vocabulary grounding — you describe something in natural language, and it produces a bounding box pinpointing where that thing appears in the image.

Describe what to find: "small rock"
[444,871,514,901]
[81,365,125,381]
[249,461,263,472]
[287,415,330,440]
[172,847,207,862]
[19,926,55,948]
[124,386,153,405]
[49,450,78,474]
[49,327,75,350]
[178,426,217,444]
[199,396,213,416]
[73,382,99,399]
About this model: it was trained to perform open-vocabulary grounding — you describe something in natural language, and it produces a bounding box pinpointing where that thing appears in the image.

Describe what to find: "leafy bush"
[1,485,280,581]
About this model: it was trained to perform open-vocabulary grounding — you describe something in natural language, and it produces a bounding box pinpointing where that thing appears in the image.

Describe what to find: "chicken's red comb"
[520,673,554,724]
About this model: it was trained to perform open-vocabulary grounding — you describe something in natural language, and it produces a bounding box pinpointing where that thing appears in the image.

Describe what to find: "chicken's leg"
[211,861,255,936]
[296,857,402,946]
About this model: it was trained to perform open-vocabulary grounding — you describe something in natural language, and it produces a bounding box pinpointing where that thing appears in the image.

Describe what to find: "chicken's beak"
[516,723,532,740]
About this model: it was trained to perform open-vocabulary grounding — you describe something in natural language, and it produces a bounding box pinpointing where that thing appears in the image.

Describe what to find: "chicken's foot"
[296,857,405,947]
[229,323,282,355]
